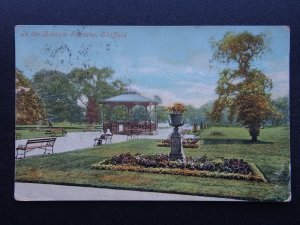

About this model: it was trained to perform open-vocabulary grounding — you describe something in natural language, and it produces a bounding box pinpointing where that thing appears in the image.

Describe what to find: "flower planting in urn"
[167,103,185,127]
[166,102,186,113]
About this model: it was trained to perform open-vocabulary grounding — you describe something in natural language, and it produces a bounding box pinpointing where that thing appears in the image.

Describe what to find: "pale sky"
[15,25,290,107]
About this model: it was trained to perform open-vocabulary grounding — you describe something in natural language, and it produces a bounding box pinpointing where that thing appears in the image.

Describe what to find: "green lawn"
[15,123,101,139]
[15,126,290,201]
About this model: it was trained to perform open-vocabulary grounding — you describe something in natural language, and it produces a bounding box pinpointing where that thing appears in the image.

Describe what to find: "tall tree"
[68,67,127,123]
[156,105,168,123]
[272,96,289,125]
[32,70,84,123]
[209,31,278,142]
[16,70,46,125]
[68,67,127,105]
[85,97,99,124]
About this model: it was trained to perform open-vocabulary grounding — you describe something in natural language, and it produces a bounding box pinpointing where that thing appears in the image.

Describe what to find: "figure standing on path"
[48,119,53,128]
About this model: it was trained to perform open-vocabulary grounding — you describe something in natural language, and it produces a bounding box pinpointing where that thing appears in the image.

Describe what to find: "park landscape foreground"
[15,125,290,201]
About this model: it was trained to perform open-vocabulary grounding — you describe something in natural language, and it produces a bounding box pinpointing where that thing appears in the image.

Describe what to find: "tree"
[132,105,149,122]
[209,31,278,142]
[156,105,168,123]
[183,105,200,124]
[32,70,84,123]
[16,70,46,124]
[271,96,289,125]
[68,67,127,105]
[68,67,128,123]
[153,95,162,104]
[192,123,198,133]
[183,104,211,125]
[110,106,128,122]
[85,97,99,124]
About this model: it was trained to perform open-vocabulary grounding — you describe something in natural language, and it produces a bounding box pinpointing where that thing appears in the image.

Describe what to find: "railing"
[103,121,157,134]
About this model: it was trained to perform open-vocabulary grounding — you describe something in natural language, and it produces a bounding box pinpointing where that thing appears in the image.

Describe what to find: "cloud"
[123,54,210,78]
[179,81,215,94]
[21,55,53,73]
[266,71,289,98]
[182,66,193,74]
[120,53,218,108]
[271,82,289,98]
[135,66,160,74]
[159,51,212,75]
[267,71,289,83]
[131,83,216,108]
[177,81,217,107]
[20,53,75,75]
[263,58,289,73]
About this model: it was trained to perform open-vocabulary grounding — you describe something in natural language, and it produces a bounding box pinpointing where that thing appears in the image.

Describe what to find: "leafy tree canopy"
[156,105,168,123]
[271,96,289,125]
[68,67,127,104]
[68,67,129,124]
[32,70,84,123]
[132,105,149,122]
[209,31,279,142]
[16,70,46,125]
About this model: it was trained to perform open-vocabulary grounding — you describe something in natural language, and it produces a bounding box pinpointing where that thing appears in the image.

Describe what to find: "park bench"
[45,127,67,137]
[83,124,102,132]
[94,133,113,146]
[15,137,56,159]
[125,129,140,140]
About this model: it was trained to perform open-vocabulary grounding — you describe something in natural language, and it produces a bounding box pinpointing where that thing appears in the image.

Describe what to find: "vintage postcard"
[15,25,290,201]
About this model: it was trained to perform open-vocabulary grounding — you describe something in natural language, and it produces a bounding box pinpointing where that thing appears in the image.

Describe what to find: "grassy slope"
[15,126,290,201]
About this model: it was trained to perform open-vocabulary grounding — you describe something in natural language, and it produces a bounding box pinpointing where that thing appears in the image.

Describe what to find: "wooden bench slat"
[27,139,56,143]
[17,143,54,150]
[16,137,56,159]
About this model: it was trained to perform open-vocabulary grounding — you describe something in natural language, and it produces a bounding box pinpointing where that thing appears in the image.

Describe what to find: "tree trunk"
[251,135,258,142]
[248,123,260,142]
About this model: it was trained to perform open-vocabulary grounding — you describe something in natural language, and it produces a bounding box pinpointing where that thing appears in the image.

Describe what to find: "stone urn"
[168,113,185,161]
[169,113,184,127]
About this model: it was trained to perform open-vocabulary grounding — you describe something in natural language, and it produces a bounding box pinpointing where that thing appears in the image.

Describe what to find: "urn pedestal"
[168,113,185,162]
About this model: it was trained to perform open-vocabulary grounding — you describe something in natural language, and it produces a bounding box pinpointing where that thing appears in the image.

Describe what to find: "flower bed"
[91,153,267,182]
[157,139,204,149]
[210,131,224,136]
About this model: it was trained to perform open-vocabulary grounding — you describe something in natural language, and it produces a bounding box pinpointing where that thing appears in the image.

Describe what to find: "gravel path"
[15,127,174,158]
[15,182,241,201]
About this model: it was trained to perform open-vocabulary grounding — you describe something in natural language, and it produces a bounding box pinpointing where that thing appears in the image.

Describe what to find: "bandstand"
[100,90,159,135]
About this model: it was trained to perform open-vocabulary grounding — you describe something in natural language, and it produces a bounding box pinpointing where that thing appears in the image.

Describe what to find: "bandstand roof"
[101,90,159,106]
